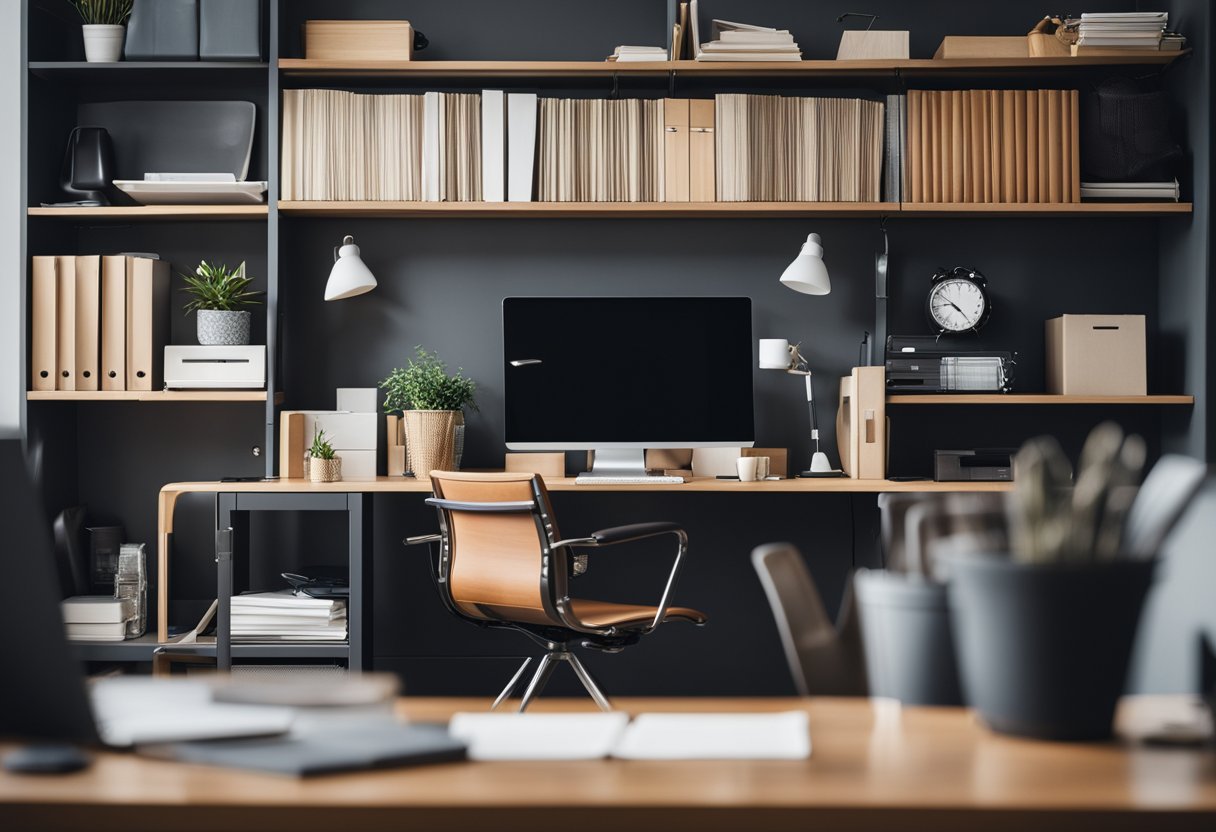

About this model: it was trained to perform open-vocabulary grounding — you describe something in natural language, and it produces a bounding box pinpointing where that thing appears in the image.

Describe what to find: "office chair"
[751,543,867,697]
[406,471,707,711]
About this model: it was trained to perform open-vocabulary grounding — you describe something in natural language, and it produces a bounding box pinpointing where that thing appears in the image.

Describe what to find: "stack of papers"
[230,590,347,642]
[448,710,811,761]
[691,0,801,62]
[1076,12,1167,49]
[608,45,667,63]
[1080,180,1180,201]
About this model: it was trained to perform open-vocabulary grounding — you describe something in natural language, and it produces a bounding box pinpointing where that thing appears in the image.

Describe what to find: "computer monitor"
[503,297,754,478]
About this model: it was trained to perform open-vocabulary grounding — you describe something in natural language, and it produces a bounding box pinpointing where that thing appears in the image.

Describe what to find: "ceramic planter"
[308,457,342,483]
[403,410,456,478]
[197,309,251,346]
[82,25,125,63]
[946,554,1156,741]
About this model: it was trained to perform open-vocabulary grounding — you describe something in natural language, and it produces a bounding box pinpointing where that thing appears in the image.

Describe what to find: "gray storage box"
[125,0,199,61]
[200,0,264,60]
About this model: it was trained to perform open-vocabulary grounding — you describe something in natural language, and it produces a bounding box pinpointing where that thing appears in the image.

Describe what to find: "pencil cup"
[736,456,760,482]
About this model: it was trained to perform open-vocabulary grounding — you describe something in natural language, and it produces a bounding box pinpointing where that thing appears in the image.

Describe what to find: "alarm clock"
[926,266,991,334]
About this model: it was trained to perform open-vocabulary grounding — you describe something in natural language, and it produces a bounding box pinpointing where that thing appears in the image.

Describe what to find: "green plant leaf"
[379,346,478,413]
[70,0,133,26]
[179,260,263,314]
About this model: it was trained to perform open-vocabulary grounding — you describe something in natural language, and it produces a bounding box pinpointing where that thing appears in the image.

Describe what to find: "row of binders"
[903,89,1081,204]
[282,89,537,202]
[716,94,885,202]
[537,98,666,202]
[31,256,169,392]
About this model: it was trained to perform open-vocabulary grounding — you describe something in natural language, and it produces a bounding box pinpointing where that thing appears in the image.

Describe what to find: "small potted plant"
[70,0,133,63]
[181,260,261,346]
[379,347,477,477]
[307,428,341,483]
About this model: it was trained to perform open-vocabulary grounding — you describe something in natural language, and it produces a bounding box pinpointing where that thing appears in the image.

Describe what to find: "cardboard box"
[934,36,1028,59]
[300,411,378,451]
[505,452,566,480]
[305,20,413,61]
[336,387,377,413]
[335,450,376,481]
[1046,315,1147,396]
[645,448,693,471]
[743,447,789,479]
[836,367,886,479]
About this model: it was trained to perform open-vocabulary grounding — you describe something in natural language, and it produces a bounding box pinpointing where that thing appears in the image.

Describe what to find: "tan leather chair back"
[430,472,560,626]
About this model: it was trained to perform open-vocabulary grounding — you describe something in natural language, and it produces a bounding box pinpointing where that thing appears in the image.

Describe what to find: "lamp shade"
[779,233,831,296]
[759,339,792,370]
[324,235,377,301]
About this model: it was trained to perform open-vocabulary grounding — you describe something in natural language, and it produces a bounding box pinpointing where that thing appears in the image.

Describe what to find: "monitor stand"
[580,448,651,480]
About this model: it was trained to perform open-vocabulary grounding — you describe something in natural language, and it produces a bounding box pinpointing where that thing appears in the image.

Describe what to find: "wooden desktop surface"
[2,697,1213,832]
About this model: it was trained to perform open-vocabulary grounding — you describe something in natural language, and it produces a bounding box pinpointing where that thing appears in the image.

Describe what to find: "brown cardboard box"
[386,414,407,476]
[305,20,413,61]
[742,447,789,479]
[505,452,566,480]
[279,412,306,479]
[1046,315,1147,396]
[836,367,887,479]
[934,36,1028,59]
[645,448,693,471]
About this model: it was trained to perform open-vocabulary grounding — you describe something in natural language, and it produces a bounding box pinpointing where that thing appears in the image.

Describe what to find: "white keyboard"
[574,475,685,485]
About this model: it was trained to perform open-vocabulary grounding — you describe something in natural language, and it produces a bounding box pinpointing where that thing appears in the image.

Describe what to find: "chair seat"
[569,598,708,629]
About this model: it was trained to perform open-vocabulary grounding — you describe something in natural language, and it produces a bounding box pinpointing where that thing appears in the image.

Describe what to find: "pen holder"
[945,554,1156,741]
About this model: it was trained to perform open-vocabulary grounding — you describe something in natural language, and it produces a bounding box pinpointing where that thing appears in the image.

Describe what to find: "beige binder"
[836,366,887,480]
[663,98,690,202]
[101,256,126,390]
[31,256,57,392]
[1026,90,1039,203]
[907,90,922,203]
[689,99,715,202]
[1067,90,1080,203]
[1013,90,1027,203]
[55,256,76,391]
[74,255,101,391]
[280,412,306,479]
[125,257,170,392]
[1046,90,1062,203]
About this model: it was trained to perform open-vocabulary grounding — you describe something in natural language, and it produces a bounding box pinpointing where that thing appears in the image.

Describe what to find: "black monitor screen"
[503,297,754,448]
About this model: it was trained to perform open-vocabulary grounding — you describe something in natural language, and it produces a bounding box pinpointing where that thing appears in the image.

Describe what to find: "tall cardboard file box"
[1045,315,1146,396]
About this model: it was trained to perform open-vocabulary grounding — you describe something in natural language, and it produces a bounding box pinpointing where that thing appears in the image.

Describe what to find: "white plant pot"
[82,24,126,63]
[197,309,251,346]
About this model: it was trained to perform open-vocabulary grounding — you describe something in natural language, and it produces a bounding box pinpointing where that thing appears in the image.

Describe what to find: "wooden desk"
[2,697,1212,832]
[156,477,1013,642]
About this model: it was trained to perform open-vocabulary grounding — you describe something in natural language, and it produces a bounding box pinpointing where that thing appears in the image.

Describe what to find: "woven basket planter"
[308,456,342,483]
[404,410,457,478]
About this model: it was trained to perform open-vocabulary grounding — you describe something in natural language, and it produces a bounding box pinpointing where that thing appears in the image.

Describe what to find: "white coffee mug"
[736,456,760,482]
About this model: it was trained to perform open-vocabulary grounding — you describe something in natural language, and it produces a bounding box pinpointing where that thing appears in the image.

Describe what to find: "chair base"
[492,648,613,712]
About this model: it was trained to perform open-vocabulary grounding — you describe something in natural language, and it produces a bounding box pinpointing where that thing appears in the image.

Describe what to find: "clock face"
[928,278,987,332]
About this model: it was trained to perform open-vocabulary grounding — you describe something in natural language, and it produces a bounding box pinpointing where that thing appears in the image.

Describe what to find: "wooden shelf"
[162,476,1013,495]
[278,201,1190,219]
[278,54,1185,80]
[278,201,894,218]
[887,394,1195,406]
[28,390,280,403]
[901,202,1193,217]
[28,205,268,221]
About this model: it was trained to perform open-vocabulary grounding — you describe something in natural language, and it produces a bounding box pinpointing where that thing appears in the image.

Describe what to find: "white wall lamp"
[324,235,377,301]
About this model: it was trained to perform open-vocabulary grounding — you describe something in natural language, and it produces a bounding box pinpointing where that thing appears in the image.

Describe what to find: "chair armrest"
[589,522,684,546]
[404,534,442,546]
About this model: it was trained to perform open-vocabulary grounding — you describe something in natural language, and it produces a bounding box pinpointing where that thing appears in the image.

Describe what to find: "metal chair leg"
[567,652,613,711]
[491,657,533,711]
[517,653,558,712]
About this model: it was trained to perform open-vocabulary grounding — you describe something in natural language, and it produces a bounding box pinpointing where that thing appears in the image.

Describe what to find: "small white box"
[164,345,265,389]
[335,450,377,481]
[336,388,378,413]
[300,411,378,451]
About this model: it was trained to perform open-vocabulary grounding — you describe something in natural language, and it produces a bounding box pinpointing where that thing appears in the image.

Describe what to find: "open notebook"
[448,711,811,761]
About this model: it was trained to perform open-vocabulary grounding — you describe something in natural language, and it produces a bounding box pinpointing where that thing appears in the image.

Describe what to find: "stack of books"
[422,91,482,201]
[230,590,347,643]
[61,596,135,642]
[1080,180,1180,201]
[607,45,667,62]
[691,0,800,62]
[905,89,1081,204]
[715,94,884,201]
[1073,11,1168,54]
[537,98,666,201]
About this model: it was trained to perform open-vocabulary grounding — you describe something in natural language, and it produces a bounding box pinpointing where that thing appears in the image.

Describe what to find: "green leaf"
[379,346,478,413]
[179,260,263,314]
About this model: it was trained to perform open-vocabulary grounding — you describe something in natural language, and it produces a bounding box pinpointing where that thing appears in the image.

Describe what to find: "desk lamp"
[759,339,836,476]
[325,235,377,301]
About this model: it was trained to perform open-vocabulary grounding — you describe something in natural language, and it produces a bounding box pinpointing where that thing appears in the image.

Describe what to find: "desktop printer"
[165,345,266,389]
[935,449,1016,482]
[887,335,1015,393]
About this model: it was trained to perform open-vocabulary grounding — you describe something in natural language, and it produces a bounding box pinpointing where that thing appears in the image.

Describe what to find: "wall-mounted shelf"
[71,634,348,663]
[887,394,1195,405]
[277,201,1191,219]
[28,61,268,82]
[28,205,269,221]
[278,53,1186,80]
[28,391,281,403]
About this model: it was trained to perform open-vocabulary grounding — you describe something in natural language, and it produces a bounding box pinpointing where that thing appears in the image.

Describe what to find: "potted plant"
[181,260,261,346]
[70,0,133,63]
[379,347,477,477]
[945,424,1159,741]
[307,428,341,483]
